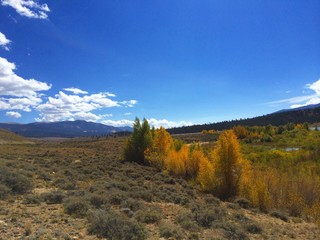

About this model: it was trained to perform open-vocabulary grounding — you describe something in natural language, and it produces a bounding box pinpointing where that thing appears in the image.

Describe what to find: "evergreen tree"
[124,118,153,164]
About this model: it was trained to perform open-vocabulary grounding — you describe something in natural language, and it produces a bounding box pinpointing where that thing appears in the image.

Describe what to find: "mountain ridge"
[0,120,132,138]
[169,105,320,134]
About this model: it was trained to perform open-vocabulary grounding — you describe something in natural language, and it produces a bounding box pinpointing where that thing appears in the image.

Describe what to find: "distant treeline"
[168,107,320,134]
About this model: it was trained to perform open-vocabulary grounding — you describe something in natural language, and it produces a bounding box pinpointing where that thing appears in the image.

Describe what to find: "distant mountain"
[0,120,132,138]
[275,103,320,113]
[169,105,320,134]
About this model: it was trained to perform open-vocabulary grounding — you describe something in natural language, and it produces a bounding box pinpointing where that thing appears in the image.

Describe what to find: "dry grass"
[0,136,319,239]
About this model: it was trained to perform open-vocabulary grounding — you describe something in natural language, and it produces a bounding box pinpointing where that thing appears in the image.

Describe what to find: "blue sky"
[0,0,319,128]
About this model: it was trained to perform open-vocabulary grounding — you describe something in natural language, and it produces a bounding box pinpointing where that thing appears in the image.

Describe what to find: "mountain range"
[169,104,320,134]
[1,104,320,138]
[0,120,132,138]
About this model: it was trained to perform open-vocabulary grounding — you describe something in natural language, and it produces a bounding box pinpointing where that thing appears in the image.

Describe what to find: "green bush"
[23,194,41,204]
[42,191,65,204]
[246,223,262,234]
[221,223,248,240]
[270,210,289,222]
[63,197,89,218]
[159,222,184,240]
[0,167,32,194]
[0,183,10,199]
[193,206,226,228]
[89,193,106,208]
[135,206,163,224]
[124,118,153,164]
[120,198,144,212]
[88,209,147,240]
[175,210,200,232]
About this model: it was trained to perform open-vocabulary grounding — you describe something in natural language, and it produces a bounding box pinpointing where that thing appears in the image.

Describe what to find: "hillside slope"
[0,128,33,144]
[169,106,320,134]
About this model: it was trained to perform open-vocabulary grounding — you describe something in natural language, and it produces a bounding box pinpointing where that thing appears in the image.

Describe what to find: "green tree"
[124,118,153,164]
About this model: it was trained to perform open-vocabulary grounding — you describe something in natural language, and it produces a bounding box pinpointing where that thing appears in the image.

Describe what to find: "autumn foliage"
[125,119,320,224]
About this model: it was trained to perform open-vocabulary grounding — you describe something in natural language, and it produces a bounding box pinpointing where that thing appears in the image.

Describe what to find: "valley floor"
[0,137,319,239]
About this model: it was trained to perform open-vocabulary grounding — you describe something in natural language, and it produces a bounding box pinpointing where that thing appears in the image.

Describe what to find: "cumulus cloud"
[268,79,320,109]
[102,119,134,128]
[1,0,50,19]
[290,79,320,109]
[0,32,11,51]
[35,90,137,122]
[308,80,320,95]
[6,111,21,118]
[147,118,193,129]
[121,100,137,107]
[0,57,51,113]
[101,118,193,128]
[63,87,88,95]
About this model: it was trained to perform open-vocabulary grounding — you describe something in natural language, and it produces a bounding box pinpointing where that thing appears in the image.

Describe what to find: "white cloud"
[268,79,320,109]
[121,100,137,107]
[290,79,320,108]
[0,32,11,51]
[102,119,134,128]
[35,90,134,122]
[101,118,193,128]
[1,0,50,19]
[124,112,131,116]
[63,87,88,95]
[307,80,320,95]
[267,95,317,106]
[291,97,320,109]
[0,57,51,113]
[6,111,21,118]
[147,118,193,129]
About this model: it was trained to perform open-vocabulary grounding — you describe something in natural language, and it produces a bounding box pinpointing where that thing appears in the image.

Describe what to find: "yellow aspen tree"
[165,145,188,177]
[186,145,207,180]
[198,156,216,192]
[212,130,249,200]
[146,127,173,169]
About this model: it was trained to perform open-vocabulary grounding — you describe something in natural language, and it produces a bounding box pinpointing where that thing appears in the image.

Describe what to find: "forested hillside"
[169,106,320,134]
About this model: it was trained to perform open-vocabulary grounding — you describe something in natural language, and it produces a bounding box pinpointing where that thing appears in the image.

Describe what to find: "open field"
[0,133,319,239]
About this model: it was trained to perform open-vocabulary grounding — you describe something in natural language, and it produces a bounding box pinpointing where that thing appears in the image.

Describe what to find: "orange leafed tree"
[212,129,250,200]
[165,145,188,177]
[146,126,173,169]
[186,145,207,180]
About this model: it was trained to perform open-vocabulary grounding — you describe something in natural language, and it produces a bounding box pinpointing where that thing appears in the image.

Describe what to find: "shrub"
[246,223,262,234]
[234,198,250,209]
[204,195,221,205]
[193,206,226,228]
[0,183,10,199]
[108,192,125,205]
[42,191,65,204]
[120,198,144,212]
[23,194,41,204]
[89,193,106,208]
[221,223,248,240]
[63,197,89,218]
[53,178,76,190]
[159,222,184,240]
[270,210,289,222]
[0,167,32,194]
[135,206,163,224]
[175,210,200,232]
[88,209,147,240]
